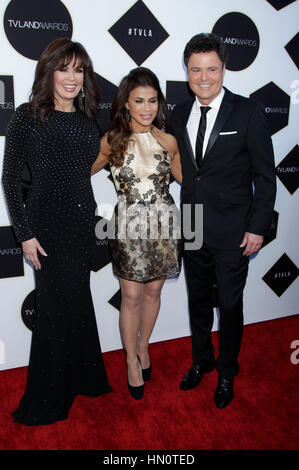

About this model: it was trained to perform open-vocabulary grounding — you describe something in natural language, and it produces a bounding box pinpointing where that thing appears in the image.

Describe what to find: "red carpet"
[0,315,298,450]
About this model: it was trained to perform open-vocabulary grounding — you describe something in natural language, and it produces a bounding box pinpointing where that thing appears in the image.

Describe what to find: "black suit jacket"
[171,88,276,250]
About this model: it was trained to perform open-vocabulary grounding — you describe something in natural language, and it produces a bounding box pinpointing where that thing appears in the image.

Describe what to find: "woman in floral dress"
[92,67,182,400]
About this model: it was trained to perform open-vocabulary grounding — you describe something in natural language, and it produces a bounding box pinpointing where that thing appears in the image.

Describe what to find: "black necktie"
[195,106,211,167]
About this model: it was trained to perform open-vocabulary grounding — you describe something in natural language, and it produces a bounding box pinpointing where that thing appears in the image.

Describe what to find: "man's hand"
[22,238,47,270]
[240,232,264,256]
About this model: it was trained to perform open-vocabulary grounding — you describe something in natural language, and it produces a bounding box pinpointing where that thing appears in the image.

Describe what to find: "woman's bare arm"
[91,135,110,175]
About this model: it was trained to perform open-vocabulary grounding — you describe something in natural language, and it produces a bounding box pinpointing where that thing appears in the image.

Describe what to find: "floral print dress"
[109,128,181,282]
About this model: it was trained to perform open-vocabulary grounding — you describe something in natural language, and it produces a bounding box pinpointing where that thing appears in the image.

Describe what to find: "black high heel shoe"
[127,381,144,400]
[137,355,152,382]
[127,359,144,400]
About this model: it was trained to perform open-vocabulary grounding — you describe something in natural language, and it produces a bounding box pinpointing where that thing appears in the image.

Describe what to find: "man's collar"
[194,87,225,112]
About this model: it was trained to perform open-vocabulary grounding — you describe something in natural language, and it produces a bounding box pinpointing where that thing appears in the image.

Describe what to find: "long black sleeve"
[2,105,34,242]
[246,102,276,236]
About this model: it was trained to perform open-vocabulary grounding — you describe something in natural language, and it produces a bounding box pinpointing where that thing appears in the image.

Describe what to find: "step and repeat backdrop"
[0,0,298,370]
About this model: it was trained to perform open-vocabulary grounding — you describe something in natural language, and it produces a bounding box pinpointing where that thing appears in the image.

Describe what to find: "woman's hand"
[22,238,47,270]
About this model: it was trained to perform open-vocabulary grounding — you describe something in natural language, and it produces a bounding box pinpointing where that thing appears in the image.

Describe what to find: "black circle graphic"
[21,289,36,331]
[4,0,73,60]
[212,12,260,71]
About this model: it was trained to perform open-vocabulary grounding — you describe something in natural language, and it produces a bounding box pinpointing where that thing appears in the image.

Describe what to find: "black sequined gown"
[2,104,112,425]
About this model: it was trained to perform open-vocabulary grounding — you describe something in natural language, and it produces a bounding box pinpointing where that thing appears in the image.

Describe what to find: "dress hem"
[115,270,181,283]
[12,386,113,426]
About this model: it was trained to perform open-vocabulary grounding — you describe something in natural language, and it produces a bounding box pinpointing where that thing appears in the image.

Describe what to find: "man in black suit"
[171,33,276,408]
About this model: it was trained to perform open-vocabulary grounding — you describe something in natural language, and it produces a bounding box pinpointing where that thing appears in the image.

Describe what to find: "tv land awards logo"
[212,12,259,71]
[262,254,298,297]
[21,290,36,331]
[94,73,118,134]
[0,76,14,136]
[250,82,290,135]
[109,0,169,65]
[4,0,72,60]
[276,146,299,195]
[0,226,24,279]
[166,81,194,115]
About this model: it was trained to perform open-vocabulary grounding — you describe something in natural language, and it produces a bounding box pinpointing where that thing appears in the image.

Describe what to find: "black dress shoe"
[137,355,152,382]
[214,376,234,408]
[127,381,144,400]
[127,358,144,400]
[179,363,215,391]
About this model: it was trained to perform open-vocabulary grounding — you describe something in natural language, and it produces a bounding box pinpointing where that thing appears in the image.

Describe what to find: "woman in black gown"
[2,38,112,425]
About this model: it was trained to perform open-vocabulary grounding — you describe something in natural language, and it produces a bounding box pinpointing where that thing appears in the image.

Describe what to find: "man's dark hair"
[183,33,228,67]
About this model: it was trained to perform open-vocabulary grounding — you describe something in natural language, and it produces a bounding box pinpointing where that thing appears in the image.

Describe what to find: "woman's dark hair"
[184,33,228,67]
[108,67,169,167]
[28,37,99,121]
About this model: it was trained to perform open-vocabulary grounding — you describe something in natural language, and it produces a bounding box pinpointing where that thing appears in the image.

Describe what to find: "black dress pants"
[183,242,249,379]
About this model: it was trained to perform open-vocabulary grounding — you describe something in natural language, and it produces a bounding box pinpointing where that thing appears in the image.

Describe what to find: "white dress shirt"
[187,87,225,159]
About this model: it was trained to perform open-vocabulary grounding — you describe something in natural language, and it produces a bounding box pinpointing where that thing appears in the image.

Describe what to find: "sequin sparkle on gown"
[2,104,112,425]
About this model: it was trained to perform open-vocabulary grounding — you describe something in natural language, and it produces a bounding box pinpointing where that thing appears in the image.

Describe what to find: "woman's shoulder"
[13,102,37,122]
[153,126,177,142]
[15,102,31,114]
[152,127,178,155]
[7,103,36,131]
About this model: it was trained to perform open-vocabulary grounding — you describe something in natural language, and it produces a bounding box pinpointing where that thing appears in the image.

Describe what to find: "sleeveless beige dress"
[109,128,181,282]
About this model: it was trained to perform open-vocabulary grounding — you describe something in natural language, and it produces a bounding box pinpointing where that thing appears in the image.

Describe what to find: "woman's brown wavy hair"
[108,67,169,167]
[28,37,99,121]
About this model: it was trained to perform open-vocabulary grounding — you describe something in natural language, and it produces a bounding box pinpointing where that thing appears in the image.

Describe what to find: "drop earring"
[81,86,85,98]
[125,107,130,122]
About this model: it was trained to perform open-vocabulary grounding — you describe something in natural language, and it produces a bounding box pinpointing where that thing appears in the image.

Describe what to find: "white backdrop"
[0,0,298,371]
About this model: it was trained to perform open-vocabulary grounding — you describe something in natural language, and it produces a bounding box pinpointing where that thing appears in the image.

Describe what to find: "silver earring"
[81,86,85,98]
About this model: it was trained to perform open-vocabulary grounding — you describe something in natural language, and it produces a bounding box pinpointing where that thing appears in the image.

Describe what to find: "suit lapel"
[205,88,235,157]
[179,89,236,168]
[183,127,197,169]
[180,100,197,169]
